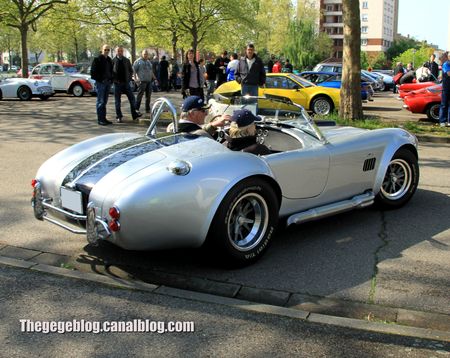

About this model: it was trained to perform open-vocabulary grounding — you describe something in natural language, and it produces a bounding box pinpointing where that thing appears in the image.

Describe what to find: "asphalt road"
[1,264,448,357]
[0,93,449,321]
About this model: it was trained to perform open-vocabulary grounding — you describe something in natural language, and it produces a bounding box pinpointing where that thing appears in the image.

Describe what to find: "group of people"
[90,45,179,125]
[267,55,293,74]
[393,52,450,127]
[183,44,266,102]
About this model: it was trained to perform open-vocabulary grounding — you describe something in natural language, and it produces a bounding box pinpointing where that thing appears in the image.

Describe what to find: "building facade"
[319,0,399,58]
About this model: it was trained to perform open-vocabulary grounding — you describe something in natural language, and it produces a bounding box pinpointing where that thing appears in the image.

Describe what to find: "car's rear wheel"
[72,84,84,97]
[0,89,2,100]
[375,148,419,209]
[426,103,440,122]
[205,178,279,267]
[17,86,32,101]
[311,96,333,115]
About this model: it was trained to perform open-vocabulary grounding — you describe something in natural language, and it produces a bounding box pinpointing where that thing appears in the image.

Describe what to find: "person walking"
[181,48,205,100]
[112,46,141,123]
[90,44,113,125]
[214,51,229,88]
[392,61,404,94]
[272,60,282,73]
[205,58,216,101]
[226,53,239,82]
[425,54,439,80]
[133,49,154,114]
[284,59,293,73]
[169,58,179,91]
[438,51,450,127]
[235,43,266,97]
[267,55,275,73]
[159,55,170,92]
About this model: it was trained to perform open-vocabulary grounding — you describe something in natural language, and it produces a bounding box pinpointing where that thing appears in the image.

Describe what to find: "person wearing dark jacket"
[235,43,266,97]
[214,51,229,88]
[225,109,271,155]
[90,44,113,125]
[181,49,205,100]
[159,55,169,91]
[205,58,216,101]
[392,62,404,93]
[112,46,141,122]
[425,54,439,80]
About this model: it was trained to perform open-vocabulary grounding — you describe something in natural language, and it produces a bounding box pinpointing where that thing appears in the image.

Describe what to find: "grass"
[315,112,450,137]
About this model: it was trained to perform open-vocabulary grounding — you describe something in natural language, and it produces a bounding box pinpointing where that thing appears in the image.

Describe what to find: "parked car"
[298,71,374,101]
[361,70,386,91]
[371,71,395,91]
[0,77,54,100]
[16,66,35,78]
[312,62,342,73]
[29,63,95,97]
[402,84,442,121]
[397,80,439,99]
[31,96,419,266]
[214,73,340,115]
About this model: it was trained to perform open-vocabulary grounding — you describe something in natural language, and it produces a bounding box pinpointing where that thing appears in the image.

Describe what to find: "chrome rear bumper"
[31,181,110,243]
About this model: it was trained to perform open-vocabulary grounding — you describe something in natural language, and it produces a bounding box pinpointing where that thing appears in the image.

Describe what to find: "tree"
[0,0,68,77]
[81,0,151,63]
[0,25,20,69]
[386,37,420,61]
[393,46,434,70]
[168,0,255,54]
[283,18,332,71]
[339,0,362,120]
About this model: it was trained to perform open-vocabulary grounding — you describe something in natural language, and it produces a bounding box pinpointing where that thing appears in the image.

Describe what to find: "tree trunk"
[172,30,177,60]
[339,0,363,120]
[20,25,29,78]
[128,4,136,63]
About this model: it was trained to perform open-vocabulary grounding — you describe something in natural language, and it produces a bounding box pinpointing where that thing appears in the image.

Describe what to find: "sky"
[398,0,450,50]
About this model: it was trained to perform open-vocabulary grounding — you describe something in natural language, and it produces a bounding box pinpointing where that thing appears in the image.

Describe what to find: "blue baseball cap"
[182,96,210,112]
[231,109,260,127]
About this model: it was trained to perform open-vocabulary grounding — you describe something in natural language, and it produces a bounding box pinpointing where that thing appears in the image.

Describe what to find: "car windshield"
[288,74,315,88]
[211,95,324,141]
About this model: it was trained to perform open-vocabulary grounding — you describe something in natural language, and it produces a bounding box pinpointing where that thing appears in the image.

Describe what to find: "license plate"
[60,187,83,213]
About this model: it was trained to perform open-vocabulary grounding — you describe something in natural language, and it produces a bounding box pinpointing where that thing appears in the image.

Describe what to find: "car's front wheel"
[39,95,50,101]
[426,103,440,122]
[72,84,84,97]
[376,148,419,209]
[205,178,279,267]
[311,96,333,115]
[17,86,32,101]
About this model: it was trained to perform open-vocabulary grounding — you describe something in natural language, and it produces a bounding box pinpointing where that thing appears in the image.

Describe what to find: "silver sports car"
[31,96,419,266]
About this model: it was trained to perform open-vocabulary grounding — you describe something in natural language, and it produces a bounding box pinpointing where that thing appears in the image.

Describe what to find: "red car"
[398,80,437,99]
[402,84,442,121]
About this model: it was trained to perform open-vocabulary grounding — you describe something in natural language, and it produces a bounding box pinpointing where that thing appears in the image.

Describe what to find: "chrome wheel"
[72,84,84,97]
[381,159,412,200]
[17,86,32,100]
[227,193,269,251]
[428,104,440,121]
[313,97,332,115]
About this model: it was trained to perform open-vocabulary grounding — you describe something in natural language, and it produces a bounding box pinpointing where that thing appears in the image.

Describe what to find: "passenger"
[175,95,230,138]
[225,109,271,155]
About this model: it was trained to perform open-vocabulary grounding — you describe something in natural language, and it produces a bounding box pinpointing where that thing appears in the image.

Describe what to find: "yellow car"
[214,73,340,115]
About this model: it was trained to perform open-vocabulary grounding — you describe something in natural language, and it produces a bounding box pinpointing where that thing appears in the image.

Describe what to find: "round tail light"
[108,219,120,232]
[31,179,38,188]
[109,206,120,219]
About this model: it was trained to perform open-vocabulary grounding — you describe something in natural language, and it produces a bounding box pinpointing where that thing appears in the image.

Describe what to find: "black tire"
[311,96,333,115]
[39,95,50,101]
[0,88,2,100]
[72,84,84,97]
[17,86,32,101]
[426,103,440,122]
[205,178,279,267]
[375,148,419,209]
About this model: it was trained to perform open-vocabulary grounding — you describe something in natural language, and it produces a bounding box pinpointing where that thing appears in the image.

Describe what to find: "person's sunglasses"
[104,49,110,52]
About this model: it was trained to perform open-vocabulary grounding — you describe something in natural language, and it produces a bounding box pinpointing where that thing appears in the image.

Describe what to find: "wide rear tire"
[375,148,419,209]
[205,178,279,267]
[426,103,440,122]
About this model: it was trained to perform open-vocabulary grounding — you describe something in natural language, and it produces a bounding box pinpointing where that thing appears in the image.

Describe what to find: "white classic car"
[32,96,419,266]
[29,63,95,97]
[0,77,54,100]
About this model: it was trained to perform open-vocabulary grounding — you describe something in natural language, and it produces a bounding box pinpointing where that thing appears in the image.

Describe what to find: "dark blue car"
[299,71,374,101]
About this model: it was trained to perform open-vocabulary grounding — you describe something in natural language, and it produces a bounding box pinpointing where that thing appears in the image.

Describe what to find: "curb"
[416,134,450,144]
[0,255,449,343]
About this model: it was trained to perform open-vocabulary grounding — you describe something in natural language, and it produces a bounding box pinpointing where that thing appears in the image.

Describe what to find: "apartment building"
[319,0,399,58]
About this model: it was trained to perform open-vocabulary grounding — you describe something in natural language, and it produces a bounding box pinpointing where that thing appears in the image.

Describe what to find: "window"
[361,26,368,33]
[265,77,297,90]
[361,39,368,46]
[362,1,368,9]
[361,14,368,22]
[326,5,333,11]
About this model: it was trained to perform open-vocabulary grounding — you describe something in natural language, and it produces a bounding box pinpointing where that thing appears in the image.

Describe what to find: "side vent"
[363,158,376,172]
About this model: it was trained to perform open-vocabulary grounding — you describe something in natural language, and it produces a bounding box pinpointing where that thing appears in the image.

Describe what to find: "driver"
[225,109,271,155]
[176,96,230,138]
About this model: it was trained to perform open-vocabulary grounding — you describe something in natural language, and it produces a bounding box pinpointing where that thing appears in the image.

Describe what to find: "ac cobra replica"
[31,96,419,266]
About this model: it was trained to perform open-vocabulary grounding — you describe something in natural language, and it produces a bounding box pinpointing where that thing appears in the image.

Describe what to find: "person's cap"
[231,109,260,127]
[182,96,210,112]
